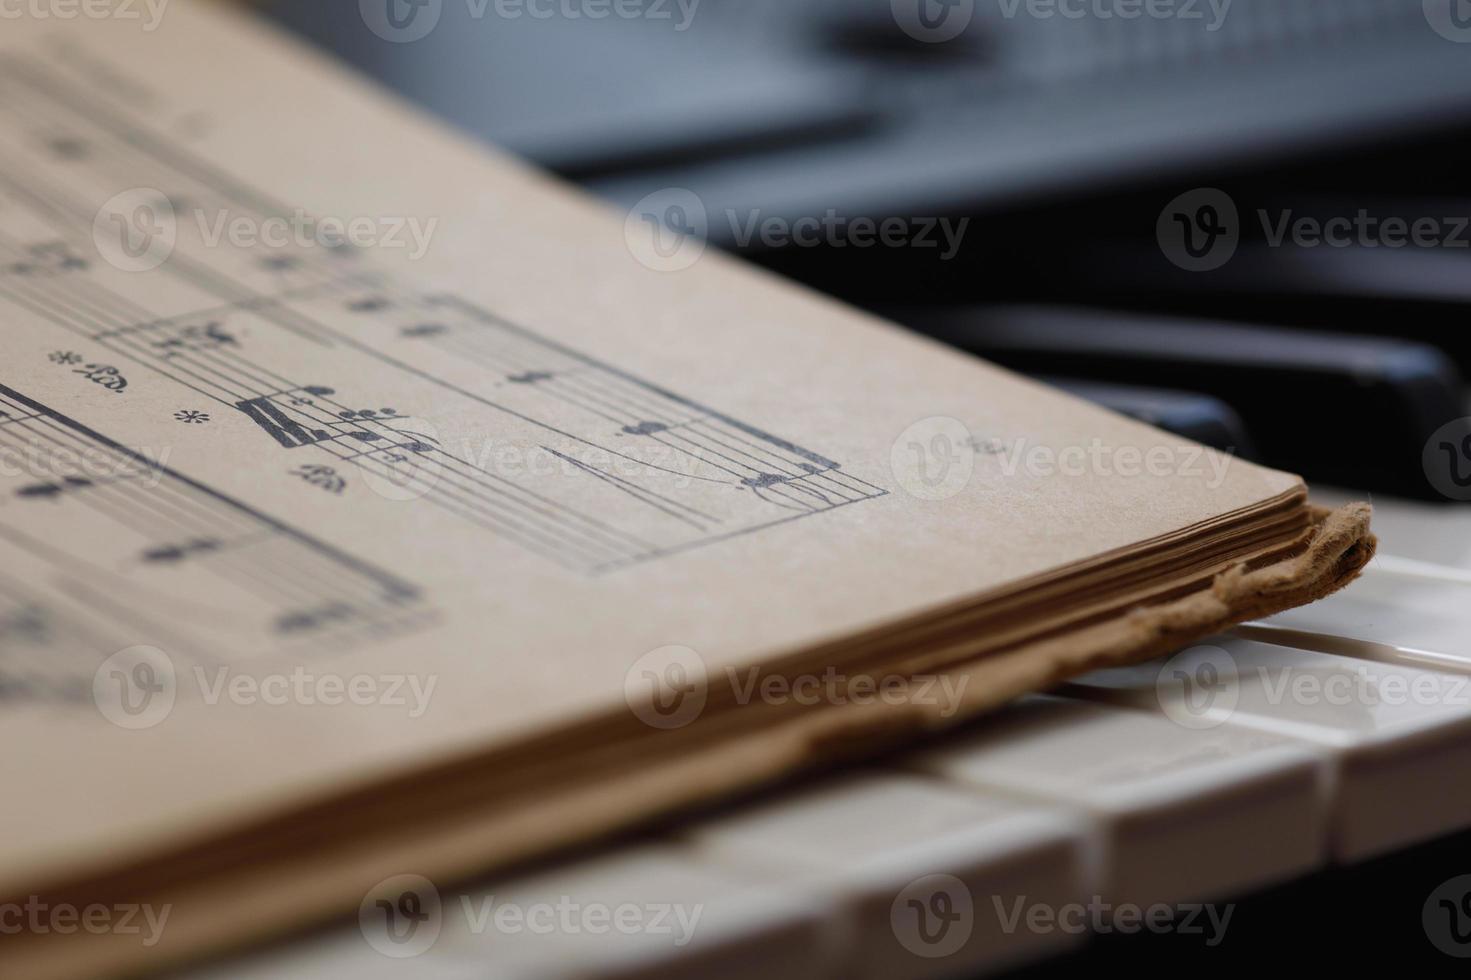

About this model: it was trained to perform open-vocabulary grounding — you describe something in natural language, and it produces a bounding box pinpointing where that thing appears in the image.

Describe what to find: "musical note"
[0,59,886,575]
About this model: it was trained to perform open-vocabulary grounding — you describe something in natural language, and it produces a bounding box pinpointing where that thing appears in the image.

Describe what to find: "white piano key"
[1065,637,1471,862]
[905,695,1326,908]
[683,773,1089,980]
[1245,565,1471,674]
[190,845,831,980]
[184,917,477,980]
[438,846,831,980]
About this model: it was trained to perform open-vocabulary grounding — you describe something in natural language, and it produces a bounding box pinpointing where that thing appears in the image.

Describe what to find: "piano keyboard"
[190,490,1471,978]
[227,2,1471,973]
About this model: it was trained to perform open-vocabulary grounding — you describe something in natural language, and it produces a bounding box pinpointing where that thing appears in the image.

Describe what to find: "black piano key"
[269,1,879,178]
[1040,377,1258,458]
[890,304,1467,499]
[1042,236,1471,371]
[271,1,1471,220]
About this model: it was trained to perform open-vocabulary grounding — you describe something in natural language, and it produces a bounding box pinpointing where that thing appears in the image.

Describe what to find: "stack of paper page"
[0,5,1372,977]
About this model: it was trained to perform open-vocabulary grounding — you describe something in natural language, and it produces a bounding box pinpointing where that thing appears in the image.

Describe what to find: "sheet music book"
[0,3,1374,977]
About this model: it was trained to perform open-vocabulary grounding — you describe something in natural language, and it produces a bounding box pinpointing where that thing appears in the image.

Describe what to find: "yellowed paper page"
[0,0,1320,942]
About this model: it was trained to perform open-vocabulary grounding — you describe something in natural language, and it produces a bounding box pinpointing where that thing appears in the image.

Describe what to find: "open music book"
[0,3,1374,977]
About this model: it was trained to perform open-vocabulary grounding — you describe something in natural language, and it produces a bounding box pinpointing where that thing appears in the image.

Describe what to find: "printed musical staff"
[0,57,886,574]
[0,384,429,697]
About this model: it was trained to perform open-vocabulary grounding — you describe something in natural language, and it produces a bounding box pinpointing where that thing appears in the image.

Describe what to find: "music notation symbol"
[236,386,438,461]
[0,604,48,645]
[7,242,89,278]
[142,538,223,565]
[0,409,44,426]
[292,464,346,495]
[17,475,95,500]
[276,601,359,635]
[235,386,345,449]
[154,322,237,355]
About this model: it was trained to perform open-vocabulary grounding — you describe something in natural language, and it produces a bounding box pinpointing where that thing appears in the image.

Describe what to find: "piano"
[200,1,1471,974]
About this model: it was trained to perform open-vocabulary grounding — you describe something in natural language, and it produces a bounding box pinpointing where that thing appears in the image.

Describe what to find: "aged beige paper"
[0,3,1371,976]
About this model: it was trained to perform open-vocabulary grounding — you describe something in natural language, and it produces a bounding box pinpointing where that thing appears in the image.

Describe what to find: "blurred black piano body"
[277,0,1471,502]
[264,2,1471,974]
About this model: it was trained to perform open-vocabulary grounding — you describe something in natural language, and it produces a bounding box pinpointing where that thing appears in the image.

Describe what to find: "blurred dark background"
[267,0,1471,504]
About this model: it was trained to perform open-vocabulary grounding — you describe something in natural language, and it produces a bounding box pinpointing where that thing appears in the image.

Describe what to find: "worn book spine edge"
[6,504,1375,980]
